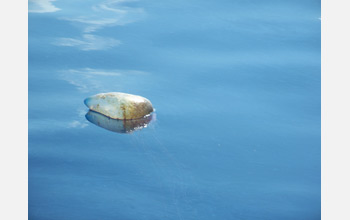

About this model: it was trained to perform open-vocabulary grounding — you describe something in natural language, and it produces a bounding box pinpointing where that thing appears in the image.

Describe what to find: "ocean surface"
[28,0,321,219]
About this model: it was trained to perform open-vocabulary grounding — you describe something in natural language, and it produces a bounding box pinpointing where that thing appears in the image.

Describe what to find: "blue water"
[29,0,321,219]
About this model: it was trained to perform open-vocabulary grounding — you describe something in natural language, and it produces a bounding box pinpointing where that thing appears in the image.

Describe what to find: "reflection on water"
[85,110,155,133]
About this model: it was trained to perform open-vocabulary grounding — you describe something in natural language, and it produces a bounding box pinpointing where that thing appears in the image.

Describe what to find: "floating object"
[84,92,154,119]
[85,110,154,133]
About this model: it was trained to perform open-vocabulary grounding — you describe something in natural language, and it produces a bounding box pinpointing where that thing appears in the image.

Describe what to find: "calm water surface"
[29,0,321,219]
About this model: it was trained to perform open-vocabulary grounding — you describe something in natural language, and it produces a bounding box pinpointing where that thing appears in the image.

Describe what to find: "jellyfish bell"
[84,92,154,120]
[85,110,155,134]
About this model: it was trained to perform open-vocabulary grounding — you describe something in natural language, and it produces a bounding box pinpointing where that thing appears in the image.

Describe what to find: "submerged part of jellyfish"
[84,92,154,119]
[85,110,155,134]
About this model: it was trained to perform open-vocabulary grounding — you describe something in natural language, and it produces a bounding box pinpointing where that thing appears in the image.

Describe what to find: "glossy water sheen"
[29,0,321,219]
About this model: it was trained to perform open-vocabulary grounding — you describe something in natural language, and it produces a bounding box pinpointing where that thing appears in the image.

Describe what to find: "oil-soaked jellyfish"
[84,92,154,119]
